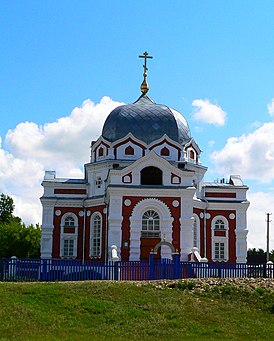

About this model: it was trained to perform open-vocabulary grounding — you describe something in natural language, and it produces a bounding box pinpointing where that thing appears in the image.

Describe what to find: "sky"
[1,1,274,251]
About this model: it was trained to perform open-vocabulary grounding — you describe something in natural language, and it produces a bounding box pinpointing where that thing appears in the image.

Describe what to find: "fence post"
[40,259,48,281]
[114,261,119,281]
[173,253,180,279]
[8,256,17,280]
[149,252,154,280]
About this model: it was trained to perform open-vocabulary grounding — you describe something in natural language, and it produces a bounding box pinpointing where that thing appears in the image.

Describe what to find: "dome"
[102,94,191,145]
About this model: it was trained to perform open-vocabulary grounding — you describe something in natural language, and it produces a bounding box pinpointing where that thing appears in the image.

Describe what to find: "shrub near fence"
[0,257,273,282]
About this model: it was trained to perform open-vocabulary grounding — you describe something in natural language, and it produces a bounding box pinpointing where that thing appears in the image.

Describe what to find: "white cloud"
[211,122,274,182]
[6,97,122,169]
[208,140,215,147]
[247,192,274,251]
[267,98,274,116]
[192,99,227,126]
[0,96,122,225]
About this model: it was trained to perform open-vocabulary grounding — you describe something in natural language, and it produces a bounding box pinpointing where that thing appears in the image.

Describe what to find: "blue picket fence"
[0,257,273,282]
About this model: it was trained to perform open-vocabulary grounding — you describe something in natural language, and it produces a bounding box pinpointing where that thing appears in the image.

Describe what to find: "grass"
[0,279,273,340]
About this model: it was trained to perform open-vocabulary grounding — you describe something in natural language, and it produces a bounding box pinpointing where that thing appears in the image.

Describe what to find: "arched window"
[125,145,134,155]
[211,216,229,261]
[141,166,162,185]
[141,210,160,238]
[214,219,225,230]
[64,216,75,226]
[189,150,195,160]
[60,213,78,259]
[98,147,104,157]
[90,213,102,258]
[160,147,170,156]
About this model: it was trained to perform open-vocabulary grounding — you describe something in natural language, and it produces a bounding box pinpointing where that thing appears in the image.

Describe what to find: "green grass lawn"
[0,279,273,340]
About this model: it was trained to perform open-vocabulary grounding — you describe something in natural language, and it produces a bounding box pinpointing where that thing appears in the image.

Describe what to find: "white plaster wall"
[40,202,55,259]
[235,204,249,263]
[116,142,143,160]
[180,187,196,260]
[151,143,179,162]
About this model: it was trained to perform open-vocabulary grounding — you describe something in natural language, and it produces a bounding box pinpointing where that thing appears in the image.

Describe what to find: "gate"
[149,240,180,280]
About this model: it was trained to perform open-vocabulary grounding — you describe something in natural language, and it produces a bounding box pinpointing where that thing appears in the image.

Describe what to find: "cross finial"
[138,51,153,94]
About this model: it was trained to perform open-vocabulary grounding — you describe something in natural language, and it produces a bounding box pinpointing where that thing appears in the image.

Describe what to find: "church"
[40,52,249,263]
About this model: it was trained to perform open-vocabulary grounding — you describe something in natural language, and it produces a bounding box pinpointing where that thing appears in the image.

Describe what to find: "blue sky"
[1,1,274,250]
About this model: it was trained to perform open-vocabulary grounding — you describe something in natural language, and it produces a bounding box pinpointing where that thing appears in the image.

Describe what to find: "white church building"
[40,53,249,263]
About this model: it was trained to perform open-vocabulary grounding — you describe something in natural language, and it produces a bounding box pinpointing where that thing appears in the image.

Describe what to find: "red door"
[140,237,161,260]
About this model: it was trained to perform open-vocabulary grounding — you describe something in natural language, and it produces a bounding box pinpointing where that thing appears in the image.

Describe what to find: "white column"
[108,196,123,259]
[108,147,115,160]
[40,203,55,259]
[180,187,196,261]
[235,204,249,263]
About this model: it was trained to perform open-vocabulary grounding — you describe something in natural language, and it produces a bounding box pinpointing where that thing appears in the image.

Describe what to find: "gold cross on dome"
[139,51,153,77]
[138,51,153,95]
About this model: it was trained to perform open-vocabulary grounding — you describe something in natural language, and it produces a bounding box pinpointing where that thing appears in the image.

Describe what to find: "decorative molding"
[172,200,180,208]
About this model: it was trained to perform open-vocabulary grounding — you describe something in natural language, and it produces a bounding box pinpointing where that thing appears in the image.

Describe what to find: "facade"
[40,56,249,263]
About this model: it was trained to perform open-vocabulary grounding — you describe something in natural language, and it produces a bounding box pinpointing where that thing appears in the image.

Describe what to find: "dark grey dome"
[102,95,190,145]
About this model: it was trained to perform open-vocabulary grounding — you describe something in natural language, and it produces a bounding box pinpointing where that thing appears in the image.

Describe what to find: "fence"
[1,257,273,282]
[0,257,274,282]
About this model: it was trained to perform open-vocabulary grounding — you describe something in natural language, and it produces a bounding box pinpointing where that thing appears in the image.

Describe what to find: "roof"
[102,94,190,145]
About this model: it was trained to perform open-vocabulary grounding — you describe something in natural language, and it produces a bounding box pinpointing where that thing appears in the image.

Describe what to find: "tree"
[0,193,14,223]
[0,193,41,258]
[247,248,274,263]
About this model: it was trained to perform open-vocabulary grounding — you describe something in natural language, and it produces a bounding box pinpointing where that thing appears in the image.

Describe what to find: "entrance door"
[140,237,161,260]
[140,210,161,260]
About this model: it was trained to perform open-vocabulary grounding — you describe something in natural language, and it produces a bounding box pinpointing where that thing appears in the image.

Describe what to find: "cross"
[139,51,153,76]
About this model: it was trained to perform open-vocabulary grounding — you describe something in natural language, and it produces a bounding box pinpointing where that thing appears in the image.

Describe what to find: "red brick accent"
[54,189,86,195]
[121,196,181,260]
[192,208,236,262]
[98,147,104,157]
[94,141,109,153]
[160,147,170,156]
[193,208,204,255]
[52,205,107,262]
[113,137,146,158]
[205,210,236,262]
[214,230,226,237]
[205,192,236,198]
[140,237,161,260]
[149,139,181,159]
[125,145,134,155]
[84,205,107,262]
[64,227,75,234]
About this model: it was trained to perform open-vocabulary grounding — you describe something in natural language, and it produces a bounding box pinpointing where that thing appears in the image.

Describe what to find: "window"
[141,210,160,238]
[90,213,102,258]
[141,166,162,185]
[160,147,169,156]
[98,147,104,157]
[214,242,225,260]
[64,216,75,226]
[211,216,228,261]
[189,150,195,159]
[125,145,134,155]
[60,213,78,259]
[64,239,74,257]
[215,219,225,230]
